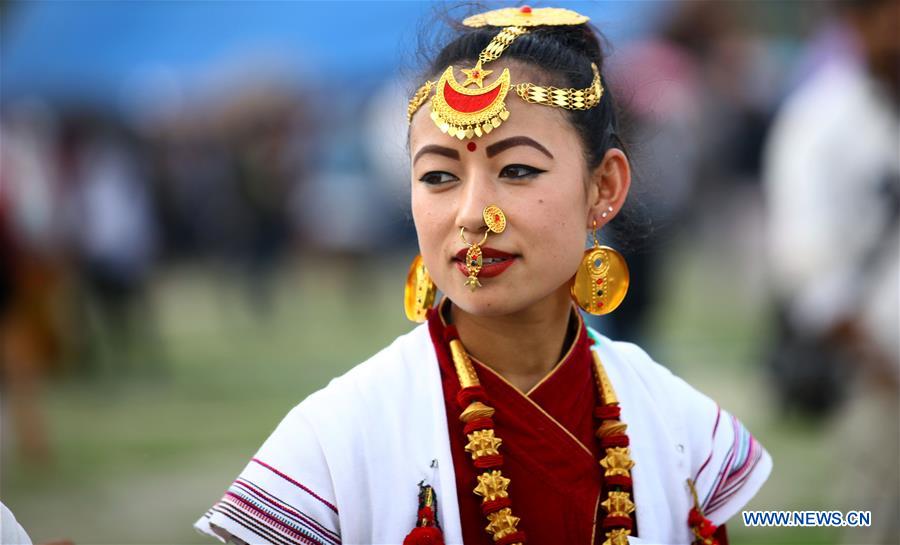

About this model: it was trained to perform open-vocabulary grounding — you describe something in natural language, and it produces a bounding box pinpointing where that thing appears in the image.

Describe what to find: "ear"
[586,148,631,228]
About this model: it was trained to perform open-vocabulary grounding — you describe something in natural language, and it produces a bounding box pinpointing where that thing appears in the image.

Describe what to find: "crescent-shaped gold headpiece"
[407,6,603,140]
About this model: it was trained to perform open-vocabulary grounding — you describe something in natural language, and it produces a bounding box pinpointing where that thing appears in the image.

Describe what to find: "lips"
[453,246,518,279]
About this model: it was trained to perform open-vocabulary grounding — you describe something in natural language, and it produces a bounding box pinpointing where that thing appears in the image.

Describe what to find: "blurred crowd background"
[1,1,897,544]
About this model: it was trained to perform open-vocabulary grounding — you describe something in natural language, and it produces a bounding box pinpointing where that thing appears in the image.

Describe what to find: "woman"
[196,7,771,545]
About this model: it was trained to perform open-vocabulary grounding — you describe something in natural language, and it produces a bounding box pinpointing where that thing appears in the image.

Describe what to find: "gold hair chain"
[408,80,435,122]
[478,26,529,64]
[515,63,604,110]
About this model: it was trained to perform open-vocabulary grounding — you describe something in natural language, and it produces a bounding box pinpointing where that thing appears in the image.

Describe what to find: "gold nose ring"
[458,204,507,291]
[459,226,489,247]
[459,227,488,290]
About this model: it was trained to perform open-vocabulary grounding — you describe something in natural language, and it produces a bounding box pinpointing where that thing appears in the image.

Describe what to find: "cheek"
[411,194,434,248]
[410,188,450,271]
[521,188,587,272]
[535,216,586,266]
[410,184,438,230]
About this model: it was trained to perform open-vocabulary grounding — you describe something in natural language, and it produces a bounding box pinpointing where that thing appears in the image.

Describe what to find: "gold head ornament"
[462,6,589,27]
[407,6,603,139]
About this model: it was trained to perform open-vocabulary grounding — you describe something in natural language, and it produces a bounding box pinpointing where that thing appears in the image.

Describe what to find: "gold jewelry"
[404,254,436,323]
[571,221,629,315]
[445,325,636,545]
[483,204,507,234]
[458,204,506,291]
[516,62,603,110]
[476,26,529,64]
[407,80,435,122]
[463,6,589,28]
[459,227,489,291]
[430,65,512,140]
[407,7,604,139]
[461,60,493,88]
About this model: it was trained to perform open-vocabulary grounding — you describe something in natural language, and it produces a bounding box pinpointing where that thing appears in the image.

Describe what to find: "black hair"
[415,9,651,250]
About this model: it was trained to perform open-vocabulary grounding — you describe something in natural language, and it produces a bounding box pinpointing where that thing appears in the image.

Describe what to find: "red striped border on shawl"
[200,458,341,545]
[696,409,764,514]
[252,458,339,514]
[233,479,341,543]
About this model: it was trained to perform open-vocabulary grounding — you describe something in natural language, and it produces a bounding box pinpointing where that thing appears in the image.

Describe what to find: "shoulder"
[587,328,773,525]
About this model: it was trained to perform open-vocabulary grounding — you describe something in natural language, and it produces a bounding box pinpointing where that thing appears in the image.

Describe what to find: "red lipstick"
[453,247,517,279]
[454,246,515,261]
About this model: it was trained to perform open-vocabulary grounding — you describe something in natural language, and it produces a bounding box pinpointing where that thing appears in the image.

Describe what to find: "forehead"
[408,63,579,152]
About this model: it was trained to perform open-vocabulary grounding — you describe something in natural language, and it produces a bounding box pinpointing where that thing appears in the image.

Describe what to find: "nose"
[455,171,494,238]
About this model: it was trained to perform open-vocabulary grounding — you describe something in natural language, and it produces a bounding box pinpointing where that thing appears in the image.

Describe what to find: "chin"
[441,282,536,318]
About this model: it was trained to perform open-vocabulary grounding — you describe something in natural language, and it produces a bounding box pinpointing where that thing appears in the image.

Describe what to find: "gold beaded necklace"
[446,326,637,545]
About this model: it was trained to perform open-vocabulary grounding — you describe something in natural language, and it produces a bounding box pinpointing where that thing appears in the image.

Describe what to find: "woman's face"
[409,64,596,317]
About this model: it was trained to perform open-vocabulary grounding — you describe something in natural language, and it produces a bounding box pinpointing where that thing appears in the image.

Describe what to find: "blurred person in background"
[0,103,68,464]
[66,118,163,376]
[195,7,771,545]
[230,99,297,318]
[763,0,899,542]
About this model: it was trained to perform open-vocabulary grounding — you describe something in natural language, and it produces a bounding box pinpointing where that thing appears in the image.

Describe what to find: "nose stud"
[483,204,507,234]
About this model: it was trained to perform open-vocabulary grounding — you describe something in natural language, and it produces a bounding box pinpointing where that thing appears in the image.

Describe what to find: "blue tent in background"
[1,1,662,112]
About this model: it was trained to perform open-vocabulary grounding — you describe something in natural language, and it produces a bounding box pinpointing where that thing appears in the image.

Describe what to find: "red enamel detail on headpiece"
[520,5,532,14]
[443,81,502,113]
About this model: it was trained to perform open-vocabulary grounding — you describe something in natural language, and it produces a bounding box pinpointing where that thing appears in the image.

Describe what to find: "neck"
[448,286,576,393]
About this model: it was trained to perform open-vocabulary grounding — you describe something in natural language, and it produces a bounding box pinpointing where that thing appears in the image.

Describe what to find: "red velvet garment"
[427,305,731,545]
[428,306,612,545]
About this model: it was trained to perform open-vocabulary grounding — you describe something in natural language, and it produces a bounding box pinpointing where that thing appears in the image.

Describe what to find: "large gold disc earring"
[571,222,629,315]
[404,254,436,323]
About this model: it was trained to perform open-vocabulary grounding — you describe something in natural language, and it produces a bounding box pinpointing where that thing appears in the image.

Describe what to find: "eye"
[419,171,459,185]
[499,164,546,179]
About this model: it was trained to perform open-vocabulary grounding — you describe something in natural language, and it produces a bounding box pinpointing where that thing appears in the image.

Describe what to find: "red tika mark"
[467,142,477,152]
[443,81,502,113]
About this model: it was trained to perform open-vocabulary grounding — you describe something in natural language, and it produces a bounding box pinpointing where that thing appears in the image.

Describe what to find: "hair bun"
[530,24,604,64]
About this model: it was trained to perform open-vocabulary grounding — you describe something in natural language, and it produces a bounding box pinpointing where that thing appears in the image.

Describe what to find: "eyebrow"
[485,136,554,159]
[413,145,460,165]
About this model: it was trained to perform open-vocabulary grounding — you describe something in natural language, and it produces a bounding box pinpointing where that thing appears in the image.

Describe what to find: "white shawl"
[195,323,771,545]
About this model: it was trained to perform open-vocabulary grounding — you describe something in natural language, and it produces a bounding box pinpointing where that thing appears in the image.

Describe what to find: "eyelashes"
[418,164,546,185]
[499,164,546,179]
[418,171,459,185]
